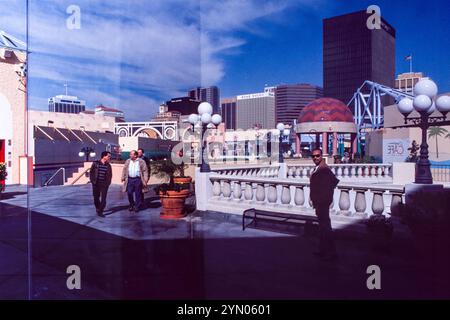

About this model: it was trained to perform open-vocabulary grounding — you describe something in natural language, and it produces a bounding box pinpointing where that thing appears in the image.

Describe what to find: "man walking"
[90,151,112,217]
[138,148,151,201]
[121,150,148,213]
[310,148,339,260]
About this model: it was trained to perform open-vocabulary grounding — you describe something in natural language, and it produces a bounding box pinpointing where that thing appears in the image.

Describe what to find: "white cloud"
[1,0,315,120]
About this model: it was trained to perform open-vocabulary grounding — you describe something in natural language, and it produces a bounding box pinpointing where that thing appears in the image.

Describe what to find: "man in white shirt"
[121,150,149,213]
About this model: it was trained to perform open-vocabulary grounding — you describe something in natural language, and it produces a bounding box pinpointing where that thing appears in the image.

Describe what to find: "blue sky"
[1,0,449,120]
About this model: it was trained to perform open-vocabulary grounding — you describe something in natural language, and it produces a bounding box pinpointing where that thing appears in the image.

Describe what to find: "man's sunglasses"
[311,154,321,158]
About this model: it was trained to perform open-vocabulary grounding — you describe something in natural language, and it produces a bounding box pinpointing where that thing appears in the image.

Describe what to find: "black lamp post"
[396,79,450,184]
[276,122,290,164]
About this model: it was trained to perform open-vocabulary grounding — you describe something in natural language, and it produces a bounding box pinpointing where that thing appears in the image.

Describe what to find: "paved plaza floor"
[0,184,449,299]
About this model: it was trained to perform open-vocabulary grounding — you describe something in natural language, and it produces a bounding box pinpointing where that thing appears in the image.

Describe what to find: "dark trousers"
[93,182,109,212]
[127,177,143,209]
[315,204,336,255]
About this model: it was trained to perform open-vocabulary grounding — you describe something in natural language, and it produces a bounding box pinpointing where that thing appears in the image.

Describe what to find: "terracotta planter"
[159,189,190,219]
[173,177,192,184]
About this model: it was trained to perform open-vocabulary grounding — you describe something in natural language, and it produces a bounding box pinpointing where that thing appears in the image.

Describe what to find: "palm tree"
[428,126,448,158]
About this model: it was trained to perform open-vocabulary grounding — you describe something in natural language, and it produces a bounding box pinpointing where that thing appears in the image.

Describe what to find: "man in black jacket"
[90,151,112,217]
[310,148,339,260]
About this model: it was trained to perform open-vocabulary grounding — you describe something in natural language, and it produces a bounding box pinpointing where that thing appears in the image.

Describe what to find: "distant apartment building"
[221,97,237,130]
[395,72,429,95]
[275,83,323,127]
[166,96,200,115]
[323,10,396,105]
[236,91,275,130]
[188,86,220,114]
[48,95,86,114]
[94,105,125,122]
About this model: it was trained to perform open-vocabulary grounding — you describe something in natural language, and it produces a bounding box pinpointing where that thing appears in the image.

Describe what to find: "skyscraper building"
[275,83,323,127]
[323,10,396,105]
[188,86,220,114]
[48,95,86,114]
[236,91,275,130]
[221,97,237,130]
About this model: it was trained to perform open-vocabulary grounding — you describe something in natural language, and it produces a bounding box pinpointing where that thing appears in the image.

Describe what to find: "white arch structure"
[114,121,178,140]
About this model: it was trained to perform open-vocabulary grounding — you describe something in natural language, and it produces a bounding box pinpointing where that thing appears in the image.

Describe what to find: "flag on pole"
[405,55,412,60]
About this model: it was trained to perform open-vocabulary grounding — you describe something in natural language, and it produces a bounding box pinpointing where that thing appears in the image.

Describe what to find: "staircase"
[65,162,92,185]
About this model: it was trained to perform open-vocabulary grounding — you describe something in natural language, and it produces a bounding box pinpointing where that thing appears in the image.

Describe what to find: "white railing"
[207,174,404,219]
[211,164,280,178]
[43,167,66,187]
[287,163,393,183]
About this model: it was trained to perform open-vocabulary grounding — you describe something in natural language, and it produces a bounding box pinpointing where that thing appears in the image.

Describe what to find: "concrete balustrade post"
[390,192,403,217]
[222,180,232,199]
[281,185,291,206]
[371,191,385,215]
[244,182,253,201]
[212,180,221,198]
[233,181,242,200]
[338,188,351,215]
[256,183,265,202]
[294,186,305,206]
[267,184,277,205]
[354,189,367,218]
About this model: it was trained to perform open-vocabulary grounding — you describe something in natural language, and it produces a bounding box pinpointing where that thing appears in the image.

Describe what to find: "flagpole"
[410,54,413,73]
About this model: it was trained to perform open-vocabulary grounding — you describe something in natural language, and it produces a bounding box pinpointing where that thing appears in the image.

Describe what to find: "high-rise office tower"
[221,97,237,130]
[188,86,220,114]
[323,10,396,105]
[236,91,275,130]
[275,84,323,127]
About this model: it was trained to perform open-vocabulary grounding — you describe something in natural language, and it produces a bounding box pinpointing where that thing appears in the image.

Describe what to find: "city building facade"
[166,96,200,115]
[48,94,86,114]
[221,97,237,130]
[323,10,396,106]
[188,86,220,114]
[236,91,275,130]
[395,72,429,95]
[0,41,27,185]
[275,83,323,127]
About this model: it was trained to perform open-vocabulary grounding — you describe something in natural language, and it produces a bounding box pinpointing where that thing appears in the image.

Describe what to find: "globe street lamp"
[276,122,290,163]
[78,147,96,162]
[396,79,450,184]
[188,102,222,173]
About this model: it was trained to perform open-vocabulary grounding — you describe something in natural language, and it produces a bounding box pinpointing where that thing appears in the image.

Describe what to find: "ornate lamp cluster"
[396,79,450,184]
[276,122,291,163]
[188,102,222,172]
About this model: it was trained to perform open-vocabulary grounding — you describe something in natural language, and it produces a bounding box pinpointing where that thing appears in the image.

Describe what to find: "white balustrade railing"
[208,174,404,218]
[211,164,280,179]
[286,163,392,183]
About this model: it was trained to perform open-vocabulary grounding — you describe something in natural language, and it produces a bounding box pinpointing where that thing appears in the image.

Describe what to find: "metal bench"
[242,208,319,232]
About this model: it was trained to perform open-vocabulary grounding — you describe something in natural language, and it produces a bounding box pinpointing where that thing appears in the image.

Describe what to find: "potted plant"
[365,214,394,251]
[0,162,7,193]
[151,159,191,219]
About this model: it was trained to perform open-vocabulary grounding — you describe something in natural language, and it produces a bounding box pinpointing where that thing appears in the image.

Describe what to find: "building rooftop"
[0,30,26,52]
[95,105,123,113]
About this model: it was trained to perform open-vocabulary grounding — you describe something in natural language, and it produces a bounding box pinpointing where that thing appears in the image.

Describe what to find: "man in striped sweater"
[90,151,113,217]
